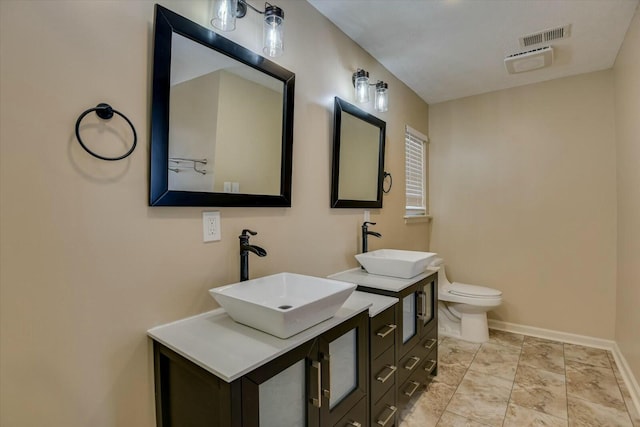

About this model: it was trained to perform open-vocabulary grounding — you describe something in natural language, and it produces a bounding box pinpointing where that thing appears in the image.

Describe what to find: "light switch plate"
[203,211,221,242]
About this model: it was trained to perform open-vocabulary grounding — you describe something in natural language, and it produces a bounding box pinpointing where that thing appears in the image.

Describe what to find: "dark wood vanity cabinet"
[152,311,369,427]
[357,270,439,416]
[369,306,399,427]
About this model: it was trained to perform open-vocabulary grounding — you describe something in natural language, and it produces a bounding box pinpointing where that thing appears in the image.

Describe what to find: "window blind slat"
[405,129,426,216]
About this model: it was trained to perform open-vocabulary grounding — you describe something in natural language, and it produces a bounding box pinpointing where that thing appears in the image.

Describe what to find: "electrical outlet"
[203,211,221,242]
[364,210,370,222]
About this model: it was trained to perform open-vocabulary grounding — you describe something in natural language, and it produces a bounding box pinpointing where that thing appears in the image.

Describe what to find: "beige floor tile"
[439,338,479,367]
[468,341,521,382]
[405,334,640,427]
[435,361,469,386]
[568,396,633,427]
[437,411,491,426]
[488,329,525,349]
[519,337,565,374]
[445,370,511,426]
[503,403,568,427]
[566,360,626,411]
[441,337,482,354]
[523,335,565,346]
[564,343,611,368]
[511,364,568,419]
[399,381,458,427]
[398,385,427,423]
[609,356,640,425]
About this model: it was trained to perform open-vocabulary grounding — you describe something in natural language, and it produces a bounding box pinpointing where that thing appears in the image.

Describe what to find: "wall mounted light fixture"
[352,68,389,112]
[211,0,285,57]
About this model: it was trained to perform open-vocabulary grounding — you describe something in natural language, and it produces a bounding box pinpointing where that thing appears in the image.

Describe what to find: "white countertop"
[147,298,371,383]
[329,268,434,293]
[344,291,398,317]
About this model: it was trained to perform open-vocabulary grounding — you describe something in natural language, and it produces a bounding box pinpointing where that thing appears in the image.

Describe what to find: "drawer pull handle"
[424,338,437,350]
[404,356,421,371]
[376,324,397,338]
[376,405,398,426]
[347,421,362,427]
[376,365,397,383]
[403,381,420,397]
[423,359,437,374]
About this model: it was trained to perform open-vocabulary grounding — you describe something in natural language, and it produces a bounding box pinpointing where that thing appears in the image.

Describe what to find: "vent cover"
[520,24,571,48]
[505,46,554,74]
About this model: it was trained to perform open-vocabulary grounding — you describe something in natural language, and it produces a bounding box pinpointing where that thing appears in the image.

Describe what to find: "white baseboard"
[612,342,640,420]
[488,319,615,349]
[488,319,640,417]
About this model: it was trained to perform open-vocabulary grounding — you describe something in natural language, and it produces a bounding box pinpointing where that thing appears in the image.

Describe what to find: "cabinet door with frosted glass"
[419,274,438,334]
[395,284,421,359]
[242,339,319,427]
[318,311,369,426]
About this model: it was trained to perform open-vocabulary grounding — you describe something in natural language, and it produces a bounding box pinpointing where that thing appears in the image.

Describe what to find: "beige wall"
[429,71,618,339]
[338,112,381,201]
[169,71,219,191]
[214,70,282,194]
[0,1,429,426]
[613,6,640,382]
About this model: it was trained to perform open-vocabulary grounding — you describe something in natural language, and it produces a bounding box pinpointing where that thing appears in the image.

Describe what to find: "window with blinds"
[405,126,428,216]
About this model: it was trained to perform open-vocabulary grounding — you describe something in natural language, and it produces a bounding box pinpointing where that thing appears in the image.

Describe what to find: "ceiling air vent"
[505,46,554,74]
[519,24,571,48]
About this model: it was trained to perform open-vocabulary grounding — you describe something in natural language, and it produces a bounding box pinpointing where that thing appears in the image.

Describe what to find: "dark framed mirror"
[331,97,386,208]
[150,5,295,207]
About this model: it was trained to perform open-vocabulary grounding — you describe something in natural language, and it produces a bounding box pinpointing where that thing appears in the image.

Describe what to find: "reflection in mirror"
[150,5,295,207]
[331,97,386,208]
[169,33,283,195]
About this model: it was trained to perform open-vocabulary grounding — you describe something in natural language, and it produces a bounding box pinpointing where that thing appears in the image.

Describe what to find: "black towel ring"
[75,103,137,161]
[383,171,393,194]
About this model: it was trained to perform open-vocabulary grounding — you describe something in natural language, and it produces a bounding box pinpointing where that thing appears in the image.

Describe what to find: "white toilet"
[429,258,502,343]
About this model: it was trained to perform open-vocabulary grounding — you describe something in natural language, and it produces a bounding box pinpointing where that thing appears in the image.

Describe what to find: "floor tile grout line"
[403,331,637,426]
[563,341,571,426]
[501,336,524,427]
[608,350,638,424]
[565,347,634,420]
[433,337,482,426]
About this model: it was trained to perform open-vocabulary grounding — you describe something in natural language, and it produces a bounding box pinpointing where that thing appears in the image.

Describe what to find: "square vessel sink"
[355,249,438,279]
[209,273,356,339]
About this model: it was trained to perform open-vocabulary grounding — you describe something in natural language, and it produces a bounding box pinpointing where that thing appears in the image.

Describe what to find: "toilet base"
[438,303,490,343]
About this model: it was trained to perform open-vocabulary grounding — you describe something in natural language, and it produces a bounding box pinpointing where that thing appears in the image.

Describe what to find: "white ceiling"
[307,0,639,104]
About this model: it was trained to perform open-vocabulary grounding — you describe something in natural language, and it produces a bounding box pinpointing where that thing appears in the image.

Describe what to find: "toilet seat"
[448,282,502,299]
[433,262,503,343]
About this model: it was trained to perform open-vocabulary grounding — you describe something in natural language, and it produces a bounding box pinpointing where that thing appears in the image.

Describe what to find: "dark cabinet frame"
[356,270,439,421]
[152,310,369,427]
[356,271,438,359]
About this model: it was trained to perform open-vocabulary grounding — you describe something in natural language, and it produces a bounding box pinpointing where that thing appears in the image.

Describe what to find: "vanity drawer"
[420,334,438,354]
[371,345,396,404]
[421,347,438,381]
[371,386,397,427]
[397,377,424,411]
[334,396,367,427]
[397,347,426,386]
[371,306,396,359]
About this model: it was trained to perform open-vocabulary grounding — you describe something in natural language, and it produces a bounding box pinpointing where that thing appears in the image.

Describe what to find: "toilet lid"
[448,282,502,298]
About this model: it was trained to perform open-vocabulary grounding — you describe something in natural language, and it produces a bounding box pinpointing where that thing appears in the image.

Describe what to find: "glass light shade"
[211,0,238,31]
[263,5,284,57]
[374,82,388,112]
[354,69,370,103]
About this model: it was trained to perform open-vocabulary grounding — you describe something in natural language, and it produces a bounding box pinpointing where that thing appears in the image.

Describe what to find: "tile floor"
[399,329,640,427]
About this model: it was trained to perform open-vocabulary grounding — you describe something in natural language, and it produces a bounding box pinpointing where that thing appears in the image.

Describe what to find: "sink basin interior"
[355,249,437,279]
[209,272,356,339]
